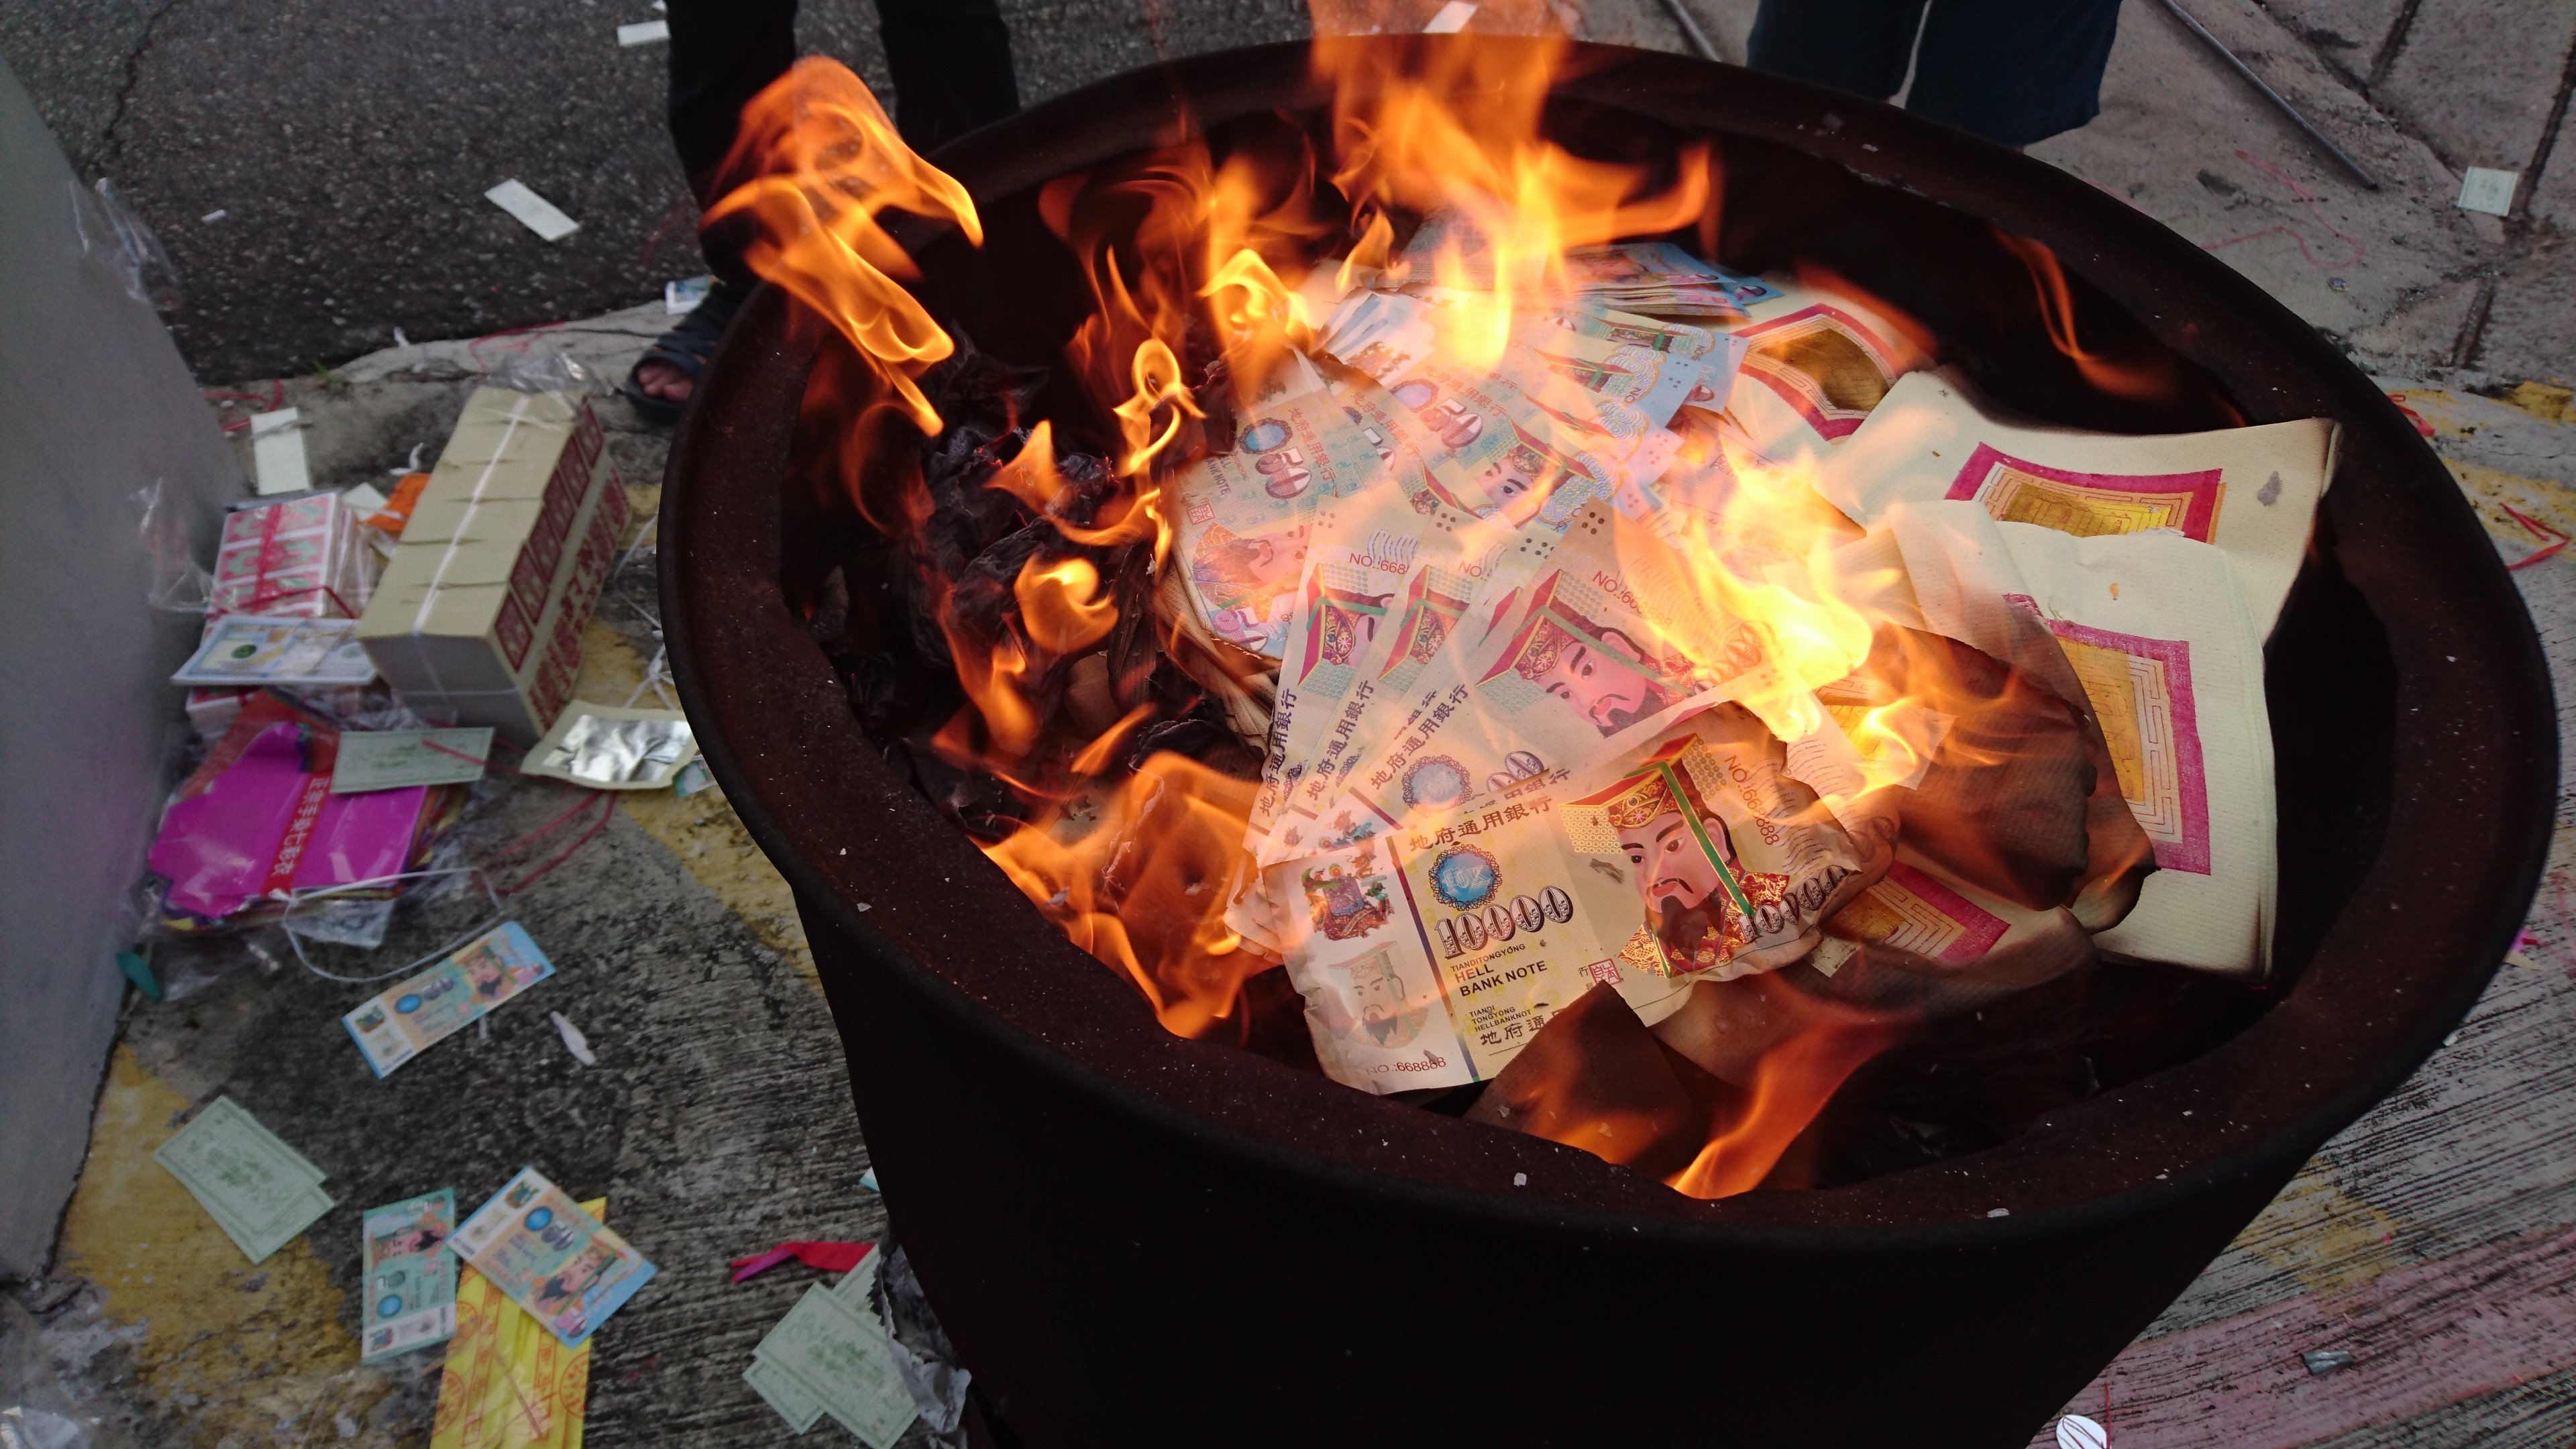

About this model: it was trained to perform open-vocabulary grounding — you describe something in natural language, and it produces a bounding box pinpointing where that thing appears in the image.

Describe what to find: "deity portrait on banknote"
[1483,576,1695,737]
[1564,744,1785,977]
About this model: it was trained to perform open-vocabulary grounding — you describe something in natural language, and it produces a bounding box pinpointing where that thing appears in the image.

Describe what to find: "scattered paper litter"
[2302,1348,2356,1375]
[340,482,390,517]
[249,407,311,495]
[201,208,227,223]
[342,923,557,1077]
[731,1240,874,1283]
[484,179,580,242]
[2457,167,2520,217]
[153,1096,334,1264]
[453,1167,657,1348]
[332,727,493,792]
[359,1189,458,1360]
[746,1258,917,1446]
[665,274,712,315]
[616,19,669,46]
[859,1167,879,1191]
[2055,1414,2107,1449]
[551,1010,597,1066]
[1423,1,1477,31]
[433,1193,607,1445]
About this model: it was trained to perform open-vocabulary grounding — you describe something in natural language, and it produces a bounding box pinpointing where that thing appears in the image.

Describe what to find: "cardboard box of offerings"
[356,387,629,743]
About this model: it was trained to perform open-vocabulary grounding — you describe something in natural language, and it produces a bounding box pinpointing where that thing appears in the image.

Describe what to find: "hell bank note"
[451,1169,656,1350]
[343,922,556,1077]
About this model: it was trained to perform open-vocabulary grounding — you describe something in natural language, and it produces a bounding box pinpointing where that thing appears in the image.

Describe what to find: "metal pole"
[1658,0,1722,62]
[2155,0,2382,189]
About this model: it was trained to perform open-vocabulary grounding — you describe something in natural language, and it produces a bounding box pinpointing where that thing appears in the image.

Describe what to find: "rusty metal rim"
[663,38,2554,1247]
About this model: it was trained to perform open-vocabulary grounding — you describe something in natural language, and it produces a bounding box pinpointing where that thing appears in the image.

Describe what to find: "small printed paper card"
[749,1283,917,1447]
[343,922,556,1077]
[333,729,495,792]
[173,614,378,687]
[152,1095,335,1265]
[362,1189,460,1360]
[452,1169,656,1350]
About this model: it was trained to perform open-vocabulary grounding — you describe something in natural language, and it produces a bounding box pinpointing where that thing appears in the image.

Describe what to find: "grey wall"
[0,58,241,1277]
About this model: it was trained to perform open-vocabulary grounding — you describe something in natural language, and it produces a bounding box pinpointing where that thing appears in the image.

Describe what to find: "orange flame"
[721,35,2114,1197]
[1014,556,1117,654]
[1666,1016,1894,1198]
[1314,34,1711,366]
[1993,229,2182,404]
[982,752,1270,1037]
[708,58,981,435]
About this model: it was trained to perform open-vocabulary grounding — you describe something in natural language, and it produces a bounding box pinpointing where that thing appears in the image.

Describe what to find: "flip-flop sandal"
[622,279,747,425]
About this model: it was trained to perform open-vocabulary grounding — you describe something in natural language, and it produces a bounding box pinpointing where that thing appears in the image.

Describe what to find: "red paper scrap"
[728,1240,875,1283]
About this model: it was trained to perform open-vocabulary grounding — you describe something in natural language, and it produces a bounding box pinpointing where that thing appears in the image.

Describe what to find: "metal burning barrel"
[663,39,2553,1448]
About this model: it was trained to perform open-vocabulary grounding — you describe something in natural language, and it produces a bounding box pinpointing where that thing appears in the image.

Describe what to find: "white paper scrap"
[665,275,712,315]
[340,482,389,517]
[2055,1415,2107,1449]
[485,180,580,242]
[2457,167,2520,217]
[250,409,312,496]
[1423,1,1477,31]
[617,19,669,46]
[551,1011,597,1067]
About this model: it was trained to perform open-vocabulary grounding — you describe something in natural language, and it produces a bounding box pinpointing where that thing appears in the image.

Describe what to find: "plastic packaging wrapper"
[131,480,213,614]
[210,492,376,619]
[143,698,458,930]
[523,704,696,790]
[70,176,178,311]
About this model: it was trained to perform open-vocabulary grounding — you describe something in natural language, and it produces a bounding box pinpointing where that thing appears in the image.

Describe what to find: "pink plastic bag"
[149,720,429,923]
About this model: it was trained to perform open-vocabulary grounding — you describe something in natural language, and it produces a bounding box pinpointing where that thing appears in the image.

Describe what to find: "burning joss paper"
[1564,708,1884,982]
[1268,770,1695,1093]
[451,1168,656,1349]
[362,1190,459,1360]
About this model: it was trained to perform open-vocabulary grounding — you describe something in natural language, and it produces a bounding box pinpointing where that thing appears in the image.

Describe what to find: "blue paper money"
[451,1167,656,1349]
[360,1189,458,1360]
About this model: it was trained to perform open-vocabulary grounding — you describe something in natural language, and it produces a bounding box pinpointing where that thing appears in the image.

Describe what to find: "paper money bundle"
[153,1095,335,1264]
[743,1251,920,1446]
[1144,229,2336,1101]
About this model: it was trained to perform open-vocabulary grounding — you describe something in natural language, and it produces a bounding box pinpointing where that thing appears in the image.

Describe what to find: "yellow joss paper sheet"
[430,1197,605,1449]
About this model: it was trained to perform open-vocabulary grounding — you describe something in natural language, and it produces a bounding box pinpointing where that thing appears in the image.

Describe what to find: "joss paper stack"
[152,1096,334,1264]
[743,1250,920,1445]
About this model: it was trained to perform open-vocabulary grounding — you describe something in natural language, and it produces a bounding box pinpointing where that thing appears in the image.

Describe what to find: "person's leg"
[632,0,796,413]
[1903,0,2123,148]
[665,0,797,288]
[1746,0,1933,105]
[877,0,1021,154]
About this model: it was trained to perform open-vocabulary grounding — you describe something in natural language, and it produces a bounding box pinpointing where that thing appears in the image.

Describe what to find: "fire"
[716,26,2129,1203]
[1994,229,2182,405]
[979,753,1269,1038]
[1314,32,1712,368]
[707,58,981,435]
[1014,556,1116,655]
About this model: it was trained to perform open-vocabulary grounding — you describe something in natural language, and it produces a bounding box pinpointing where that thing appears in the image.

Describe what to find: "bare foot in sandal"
[635,360,694,405]
[621,279,745,425]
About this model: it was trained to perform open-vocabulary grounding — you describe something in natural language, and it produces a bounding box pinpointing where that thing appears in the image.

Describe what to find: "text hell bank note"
[362,1189,459,1360]
[452,1168,657,1350]
[343,922,555,1077]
